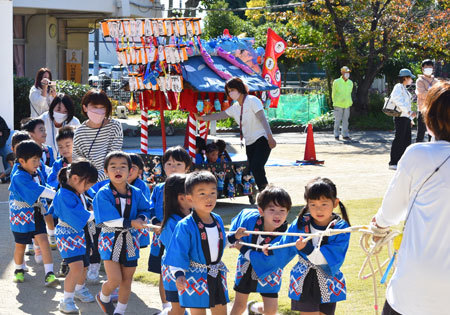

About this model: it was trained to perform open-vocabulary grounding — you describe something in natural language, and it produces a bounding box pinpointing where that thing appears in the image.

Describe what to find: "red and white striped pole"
[187,112,197,161]
[139,92,148,154]
[199,121,207,140]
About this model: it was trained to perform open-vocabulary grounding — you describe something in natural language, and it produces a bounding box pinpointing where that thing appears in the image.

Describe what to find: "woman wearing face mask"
[388,69,417,170]
[195,77,276,193]
[29,68,57,117]
[39,94,80,160]
[73,89,123,182]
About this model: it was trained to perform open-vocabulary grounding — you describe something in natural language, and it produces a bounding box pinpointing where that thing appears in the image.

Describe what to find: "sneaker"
[22,264,29,273]
[75,286,95,303]
[86,263,100,284]
[48,235,57,250]
[388,165,397,170]
[110,287,119,303]
[59,298,80,314]
[335,136,340,140]
[25,244,34,256]
[57,261,70,278]
[95,292,115,315]
[13,269,24,283]
[343,136,352,141]
[44,271,60,287]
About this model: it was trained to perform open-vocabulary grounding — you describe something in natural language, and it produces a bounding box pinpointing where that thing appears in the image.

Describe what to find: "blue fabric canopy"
[180,56,277,93]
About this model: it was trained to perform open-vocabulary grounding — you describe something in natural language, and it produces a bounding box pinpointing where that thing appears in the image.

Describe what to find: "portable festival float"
[100,17,286,202]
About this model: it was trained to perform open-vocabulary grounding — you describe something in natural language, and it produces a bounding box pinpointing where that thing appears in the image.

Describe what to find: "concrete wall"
[0,0,13,129]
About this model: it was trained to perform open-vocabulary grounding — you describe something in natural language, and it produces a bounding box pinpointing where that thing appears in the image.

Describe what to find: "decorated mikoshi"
[229,224,402,315]
[99,17,280,156]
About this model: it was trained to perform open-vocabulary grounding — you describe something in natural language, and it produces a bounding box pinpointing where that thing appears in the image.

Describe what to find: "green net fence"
[267,94,328,124]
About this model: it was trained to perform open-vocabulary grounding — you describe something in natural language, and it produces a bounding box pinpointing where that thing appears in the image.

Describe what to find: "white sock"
[162,302,171,309]
[14,264,23,270]
[44,263,53,274]
[100,291,111,303]
[75,284,85,291]
[64,291,75,301]
[47,229,55,236]
[250,302,264,313]
[22,263,27,269]
[114,302,128,314]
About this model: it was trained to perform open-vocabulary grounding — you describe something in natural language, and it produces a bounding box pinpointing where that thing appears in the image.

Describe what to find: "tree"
[269,0,450,112]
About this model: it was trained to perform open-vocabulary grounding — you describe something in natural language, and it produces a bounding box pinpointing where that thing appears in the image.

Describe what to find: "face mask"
[423,68,433,76]
[53,112,68,124]
[343,73,350,79]
[229,91,240,101]
[87,108,106,124]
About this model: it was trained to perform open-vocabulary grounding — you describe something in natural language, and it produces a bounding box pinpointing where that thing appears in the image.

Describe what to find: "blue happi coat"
[231,208,287,294]
[250,214,350,303]
[8,167,48,233]
[149,182,164,258]
[163,211,229,308]
[47,157,69,188]
[50,185,92,258]
[160,214,184,292]
[131,178,151,247]
[93,183,151,262]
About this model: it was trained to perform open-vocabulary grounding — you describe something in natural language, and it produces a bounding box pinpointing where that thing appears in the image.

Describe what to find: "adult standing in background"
[195,77,276,193]
[73,89,123,182]
[39,94,80,160]
[29,68,56,117]
[332,66,354,141]
[415,59,438,142]
[0,115,12,171]
[372,81,450,315]
[388,69,416,170]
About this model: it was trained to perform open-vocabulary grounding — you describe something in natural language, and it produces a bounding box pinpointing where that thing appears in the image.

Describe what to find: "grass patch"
[135,198,394,314]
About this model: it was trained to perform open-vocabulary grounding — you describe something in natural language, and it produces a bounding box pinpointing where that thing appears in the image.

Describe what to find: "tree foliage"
[264,0,450,112]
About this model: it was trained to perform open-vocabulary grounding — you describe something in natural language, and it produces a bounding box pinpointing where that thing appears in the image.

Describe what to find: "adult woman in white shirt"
[373,81,450,315]
[388,69,417,170]
[195,77,276,192]
[29,68,57,117]
[39,94,80,159]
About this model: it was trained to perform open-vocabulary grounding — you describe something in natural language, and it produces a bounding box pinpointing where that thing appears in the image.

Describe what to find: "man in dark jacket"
[0,116,12,170]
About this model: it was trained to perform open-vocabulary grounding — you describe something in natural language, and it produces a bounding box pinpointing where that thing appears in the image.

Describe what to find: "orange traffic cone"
[296,124,324,165]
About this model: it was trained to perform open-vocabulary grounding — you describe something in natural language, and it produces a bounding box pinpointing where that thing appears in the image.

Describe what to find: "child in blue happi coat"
[93,151,150,315]
[250,177,351,315]
[160,174,192,315]
[164,171,247,314]
[230,185,292,315]
[21,118,57,249]
[8,140,59,286]
[50,159,98,313]
[148,146,192,312]
[128,153,151,248]
[47,126,74,189]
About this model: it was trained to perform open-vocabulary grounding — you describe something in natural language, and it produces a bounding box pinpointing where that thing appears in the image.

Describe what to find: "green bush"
[217,117,238,129]
[13,77,91,129]
[307,111,334,130]
[13,76,34,129]
[349,91,394,130]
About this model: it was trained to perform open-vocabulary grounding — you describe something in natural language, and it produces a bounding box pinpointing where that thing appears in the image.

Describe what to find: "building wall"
[66,20,90,84]
[0,0,13,129]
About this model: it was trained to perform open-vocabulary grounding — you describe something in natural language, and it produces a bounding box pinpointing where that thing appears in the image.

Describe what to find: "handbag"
[382,95,402,117]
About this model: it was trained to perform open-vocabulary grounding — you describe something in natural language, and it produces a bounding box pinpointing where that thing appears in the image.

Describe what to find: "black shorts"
[66,254,90,268]
[118,241,138,268]
[165,290,179,303]
[148,244,165,273]
[233,263,278,298]
[291,299,336,315]
[12,210,47,244]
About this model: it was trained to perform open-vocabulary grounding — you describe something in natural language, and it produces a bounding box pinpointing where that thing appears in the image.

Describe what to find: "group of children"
[195,137,231,164]
[8,116,352,315]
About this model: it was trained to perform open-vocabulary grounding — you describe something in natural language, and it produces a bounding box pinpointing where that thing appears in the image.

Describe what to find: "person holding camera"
[29,68,57,117]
